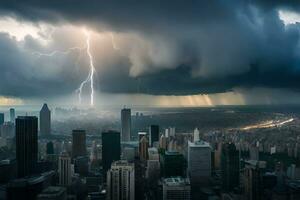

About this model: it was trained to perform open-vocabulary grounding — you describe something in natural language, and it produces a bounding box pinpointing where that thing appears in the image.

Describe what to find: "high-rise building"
[187,140,211,185]
[244,160,266,200]
[107,160,135,200]
[139,135,149,160]
[46,141,54,155]
[0,113,4,126]
[40,104,51,136]
[149,125,159,147]
[9,108,15,124]
[162,177,191,200]
[221,143,240,191]
[159,134,167,150]
[102,131,121,176]
[16,116,38,178]
[72,130,86,158]
[161,151,185,178]
[121,108,131,142]
[58,152,72,186]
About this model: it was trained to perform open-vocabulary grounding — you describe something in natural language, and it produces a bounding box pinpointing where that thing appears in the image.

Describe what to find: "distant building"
[146,148,160,184]
[107,160,135,200]
[221,143,240,191]
[10,108,15,124]
[16,116,38,178]
[162,177,191,200]
[74,156,89,176]
[46,141,54,155]
[187,140,211,185]
[40,103,51,136]
[121,108,131,142]
[102,131,121,177]
[139,135,149,160]
[159,134,167,150]
[37,186,67,200]
[0,113,4,126]
[0,122,14,138]
[193,128,200,142]
[149,125,159,147]
[161,151,185,178]
[58,152,72,186]
[148,147,159,160]
[72,130,87,158]
[123,147,135,162]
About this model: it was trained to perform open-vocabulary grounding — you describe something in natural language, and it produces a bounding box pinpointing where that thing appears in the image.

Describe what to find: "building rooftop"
[188,140,211,148]
[163,177,190,186]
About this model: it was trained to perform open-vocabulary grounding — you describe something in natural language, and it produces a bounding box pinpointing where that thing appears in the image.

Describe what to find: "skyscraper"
[72,130,87,158]
[193,128,200,142]
[121,108,131,141]
[40,103,51,136]
[16,116,38,178]
[9,108,15,124]
[161,151,185,178]
[107,160,135,200]
[102,131,121,176]
[0,113,4,126]
[187,140,211,185]
[58,152,72,186]
[221,143,240,191]
[139,135,149,160]
[149,125,159,147]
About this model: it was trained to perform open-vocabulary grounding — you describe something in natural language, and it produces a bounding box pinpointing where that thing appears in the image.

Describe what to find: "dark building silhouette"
[46,141,54,155]
[72,130,87,158]
[102,131,120,177]
[0,113,4,126]
[40,103,51,136]
[16,116,38,178]
[221,143,240,191]
[161,151,185,178]
[121,108,131,142]
[149,125,159,147]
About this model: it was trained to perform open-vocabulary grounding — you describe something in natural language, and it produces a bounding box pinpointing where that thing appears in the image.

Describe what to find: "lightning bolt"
[76,29,96,106]
[31,46,85,57]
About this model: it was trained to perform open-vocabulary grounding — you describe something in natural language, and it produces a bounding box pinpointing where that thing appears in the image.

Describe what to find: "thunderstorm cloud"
[1,0,300,101]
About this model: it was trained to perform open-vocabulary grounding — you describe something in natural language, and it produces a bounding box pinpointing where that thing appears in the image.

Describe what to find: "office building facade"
[40,104,51,136]
[121,108,131,141]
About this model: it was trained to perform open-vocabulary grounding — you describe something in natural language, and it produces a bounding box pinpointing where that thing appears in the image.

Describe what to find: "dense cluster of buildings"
[0,105,300,200]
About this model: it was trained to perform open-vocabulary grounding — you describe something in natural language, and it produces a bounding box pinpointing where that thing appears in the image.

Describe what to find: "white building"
[107,160,135,200]
[162,177,191,200]
[193,128,200,142]
[58,152,72,186]
[187,140,211,184]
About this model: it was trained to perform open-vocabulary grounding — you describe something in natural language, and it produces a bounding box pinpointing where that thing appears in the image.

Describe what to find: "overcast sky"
[1,0,300,106]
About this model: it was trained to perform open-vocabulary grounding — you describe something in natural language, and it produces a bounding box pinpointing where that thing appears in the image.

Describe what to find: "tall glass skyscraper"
[39,103,51,136]
[16,116,38,178]
[9,108,15,124]
[102,131,121,177]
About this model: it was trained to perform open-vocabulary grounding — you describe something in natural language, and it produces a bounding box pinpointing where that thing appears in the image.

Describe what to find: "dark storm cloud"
[1,0,300,97]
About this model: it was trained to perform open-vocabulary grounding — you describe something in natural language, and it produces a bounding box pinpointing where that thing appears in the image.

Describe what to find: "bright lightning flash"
[76,29,96,106]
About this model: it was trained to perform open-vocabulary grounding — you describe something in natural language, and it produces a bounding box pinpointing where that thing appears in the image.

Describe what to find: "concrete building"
[0,122,14,138]
[148,147,159,160]
[162,177,191,200]
[121,108,131,142]
[40,103,51,136]
[16,116,38,178]
[107,160,135,200]
[193,128,200,142]
[187,140,211,185]
[58,152,72,186]
[159,134,167,150]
